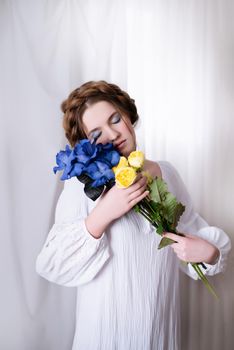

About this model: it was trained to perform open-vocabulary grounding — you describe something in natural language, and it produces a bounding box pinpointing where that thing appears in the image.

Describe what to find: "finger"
[170,243,183,250]
[177,253,187,261]
[129,190,150,208]
[170,242,184,252]
[172,248,184,256]
[129,176,147,192]
[171,248,187,260]
[128,182,148,201]
[132,173,143,184]
[163,232,185,243]
[128,188,147,203]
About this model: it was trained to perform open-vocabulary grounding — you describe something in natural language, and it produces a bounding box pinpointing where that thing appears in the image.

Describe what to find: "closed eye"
[90,130,102,140]
[111,113,121,124]
[89,113,121,141]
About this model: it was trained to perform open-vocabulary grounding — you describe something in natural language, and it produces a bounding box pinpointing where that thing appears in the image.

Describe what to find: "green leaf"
[158,237,176,249]
[156,223,164,234]
[134,204,140,213]
[149,177,185,232]
[149,177,168,203]
[148,200,162,212]
[163,193,185,226]
[163,192,178,223]
[171,203,185,230]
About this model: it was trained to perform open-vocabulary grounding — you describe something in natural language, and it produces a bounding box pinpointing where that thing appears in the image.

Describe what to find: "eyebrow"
[87,111,119,136]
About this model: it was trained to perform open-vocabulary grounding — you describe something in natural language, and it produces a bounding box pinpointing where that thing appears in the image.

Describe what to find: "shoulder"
[157,161,178,180]
[143,159,182,185]
[142,159,179,180]
[157,160,181,186]
[143,159,162,179]
[144,160,186,196]
[157,161,192,205]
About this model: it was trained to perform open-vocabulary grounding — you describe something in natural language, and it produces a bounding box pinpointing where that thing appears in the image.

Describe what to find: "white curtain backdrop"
[1,0,233,349]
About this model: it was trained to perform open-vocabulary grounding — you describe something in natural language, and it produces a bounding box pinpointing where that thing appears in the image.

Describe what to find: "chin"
[123,146,136,157]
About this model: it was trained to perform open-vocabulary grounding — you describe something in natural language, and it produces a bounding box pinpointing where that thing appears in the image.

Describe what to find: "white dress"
[36,161,231,350]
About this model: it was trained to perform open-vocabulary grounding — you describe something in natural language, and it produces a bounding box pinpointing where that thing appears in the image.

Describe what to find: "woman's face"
[82,100,136,157]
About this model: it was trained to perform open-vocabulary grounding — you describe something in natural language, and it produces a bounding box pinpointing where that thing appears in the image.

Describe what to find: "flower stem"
[191,263,219,299]
[138,208,153,223]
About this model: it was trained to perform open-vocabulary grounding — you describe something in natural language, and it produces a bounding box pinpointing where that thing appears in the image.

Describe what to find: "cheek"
[124,123,136,144]
[121,118,135,138]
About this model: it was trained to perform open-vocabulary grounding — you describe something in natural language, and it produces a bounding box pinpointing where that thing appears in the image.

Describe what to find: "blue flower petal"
[84,163,100,180]
[95,161,109,172]
[104,169,115,180]
[105,150,120,166]
[91,177,107,187]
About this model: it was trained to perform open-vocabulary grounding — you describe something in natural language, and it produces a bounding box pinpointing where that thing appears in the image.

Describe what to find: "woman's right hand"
[98,174,149,221]
[85,174,149,238]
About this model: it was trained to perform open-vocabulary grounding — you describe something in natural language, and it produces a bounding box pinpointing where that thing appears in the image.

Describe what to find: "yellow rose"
[128,151,145,169]
[115,167,137,188]
[112,156,129,174]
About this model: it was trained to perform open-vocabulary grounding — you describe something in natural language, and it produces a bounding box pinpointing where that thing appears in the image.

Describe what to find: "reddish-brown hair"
[61,80,139,147]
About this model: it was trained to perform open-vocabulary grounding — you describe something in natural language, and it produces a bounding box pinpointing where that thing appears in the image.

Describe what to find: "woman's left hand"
[163,232,220,265]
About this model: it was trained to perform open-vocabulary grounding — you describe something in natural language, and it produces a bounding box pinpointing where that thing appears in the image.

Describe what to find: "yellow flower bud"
[112,156,129,174]
[115,167,137,188]
[128,151,145,169]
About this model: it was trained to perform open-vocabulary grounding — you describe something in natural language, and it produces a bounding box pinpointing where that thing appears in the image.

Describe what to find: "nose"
[105,127,120,142]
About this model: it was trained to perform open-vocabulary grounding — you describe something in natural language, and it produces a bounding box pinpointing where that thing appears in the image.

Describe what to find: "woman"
[36,80,231,350]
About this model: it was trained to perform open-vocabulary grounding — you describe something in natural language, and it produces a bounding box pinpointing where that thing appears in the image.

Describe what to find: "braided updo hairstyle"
[61,80,139,147]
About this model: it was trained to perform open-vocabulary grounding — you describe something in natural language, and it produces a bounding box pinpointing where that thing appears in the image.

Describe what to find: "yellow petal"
[112,156,129,174]
[128,151,145,169]
[115,167,137,188]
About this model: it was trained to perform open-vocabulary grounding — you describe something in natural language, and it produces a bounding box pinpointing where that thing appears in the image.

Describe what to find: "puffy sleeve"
[159,161,232,280]
[35,177,111,287]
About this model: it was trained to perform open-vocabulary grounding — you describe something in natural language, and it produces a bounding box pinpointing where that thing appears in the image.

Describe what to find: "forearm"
[85,205,113,239]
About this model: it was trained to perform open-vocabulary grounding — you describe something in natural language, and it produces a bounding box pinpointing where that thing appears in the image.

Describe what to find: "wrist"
[85,206,113,239]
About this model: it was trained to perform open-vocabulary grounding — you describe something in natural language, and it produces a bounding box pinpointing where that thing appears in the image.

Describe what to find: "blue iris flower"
[95,143,120,168]
[53,145,85,180]
[53,139,120,188]
[102,150,120,166]
[73,139,98,165]
[85,161,115,187]
[53,145,73,176]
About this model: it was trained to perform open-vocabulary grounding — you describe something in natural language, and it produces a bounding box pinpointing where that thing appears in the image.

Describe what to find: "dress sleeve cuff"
[191,226,231,276]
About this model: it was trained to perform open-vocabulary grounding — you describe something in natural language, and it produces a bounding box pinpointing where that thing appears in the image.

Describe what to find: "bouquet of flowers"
[54,139,218,298]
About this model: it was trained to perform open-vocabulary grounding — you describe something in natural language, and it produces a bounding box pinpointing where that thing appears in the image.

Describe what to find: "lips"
[115,140,126,148]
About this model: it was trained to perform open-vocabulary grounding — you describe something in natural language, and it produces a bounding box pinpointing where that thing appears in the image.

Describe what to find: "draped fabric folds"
[0,1,233,349]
